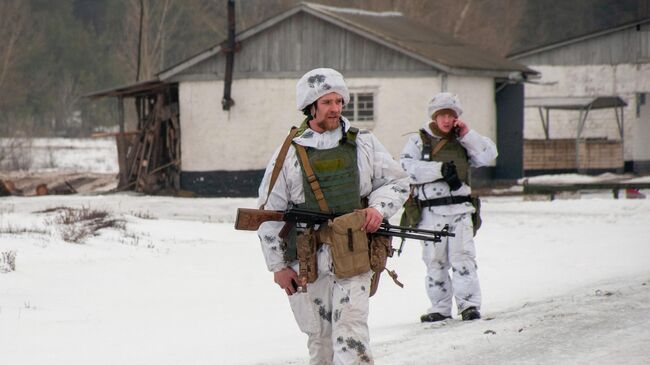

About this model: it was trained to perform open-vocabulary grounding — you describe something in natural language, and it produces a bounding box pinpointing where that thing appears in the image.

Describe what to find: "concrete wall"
[179,75,498,172]
[524,64,650,165]
[634,92,650,171]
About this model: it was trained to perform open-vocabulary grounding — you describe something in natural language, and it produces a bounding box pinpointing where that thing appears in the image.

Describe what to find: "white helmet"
[296,68,350,111]
[427,92,463,119]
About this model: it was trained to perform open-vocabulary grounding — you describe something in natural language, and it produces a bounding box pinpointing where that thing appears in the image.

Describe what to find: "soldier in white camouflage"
[400,92,498,322]
[257,68,409,364]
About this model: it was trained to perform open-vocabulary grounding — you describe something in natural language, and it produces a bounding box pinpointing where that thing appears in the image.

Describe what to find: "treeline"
[0,0,397,137]
[0,0,229,137]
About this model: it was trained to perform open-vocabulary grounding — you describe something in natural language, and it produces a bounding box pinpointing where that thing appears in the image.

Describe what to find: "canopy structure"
[525,96,627,172]
[525,96,627,140]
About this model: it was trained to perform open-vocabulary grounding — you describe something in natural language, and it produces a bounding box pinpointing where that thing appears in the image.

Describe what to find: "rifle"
[235,207,454,243]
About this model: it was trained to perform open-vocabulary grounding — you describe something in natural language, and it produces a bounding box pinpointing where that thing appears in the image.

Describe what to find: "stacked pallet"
[118,93,180,194]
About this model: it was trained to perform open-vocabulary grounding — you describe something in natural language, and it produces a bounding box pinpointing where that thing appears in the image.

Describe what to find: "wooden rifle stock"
[234,208,285,231]
[235,207,454,243]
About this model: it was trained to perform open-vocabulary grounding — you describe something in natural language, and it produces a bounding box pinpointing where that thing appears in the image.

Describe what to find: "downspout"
[222,0,236,110]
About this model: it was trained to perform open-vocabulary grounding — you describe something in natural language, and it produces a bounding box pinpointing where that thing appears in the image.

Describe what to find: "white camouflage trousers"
[288,250,373,365]
[420,212,481,317]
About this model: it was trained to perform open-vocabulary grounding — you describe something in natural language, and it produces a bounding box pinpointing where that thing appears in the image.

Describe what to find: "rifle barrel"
[380,222,454,236]
[283,208,454,239]
[374,230,443,242]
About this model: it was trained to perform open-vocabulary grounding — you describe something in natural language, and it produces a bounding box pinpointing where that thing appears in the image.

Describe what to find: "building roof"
[509,18,650,59]
[158,2,537,80]
[525,96,628,110]
[85,80,171,99]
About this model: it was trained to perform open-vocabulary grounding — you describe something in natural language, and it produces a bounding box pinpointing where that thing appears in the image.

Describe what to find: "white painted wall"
[524,64,650,161]
[635,94,650,162]
[447,75,497,142]
[179,75,497,171]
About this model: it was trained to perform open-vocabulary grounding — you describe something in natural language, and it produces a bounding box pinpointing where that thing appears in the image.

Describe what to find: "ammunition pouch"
[368,234,396,297]
[471,196,482,236]
[296,228,319,285]
[369,235,392,273]
[399,194,422,228]
[318,211,370,279]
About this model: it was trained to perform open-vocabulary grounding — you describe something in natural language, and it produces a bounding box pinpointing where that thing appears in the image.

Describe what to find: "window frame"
[342,88,378,130]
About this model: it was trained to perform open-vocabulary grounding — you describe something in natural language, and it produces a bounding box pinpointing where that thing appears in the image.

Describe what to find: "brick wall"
[524,138,623,170]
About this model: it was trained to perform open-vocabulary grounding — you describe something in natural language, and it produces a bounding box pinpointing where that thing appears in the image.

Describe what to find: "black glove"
[441,161,462,191]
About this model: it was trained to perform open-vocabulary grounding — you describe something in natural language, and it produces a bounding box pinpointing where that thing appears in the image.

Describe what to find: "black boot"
[420,312,451,322]
[461,307,481,321]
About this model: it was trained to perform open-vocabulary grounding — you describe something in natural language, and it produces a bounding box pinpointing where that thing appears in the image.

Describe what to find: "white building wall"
[447,75,497,144]
[179,75,497,171]
[524,64,650,161]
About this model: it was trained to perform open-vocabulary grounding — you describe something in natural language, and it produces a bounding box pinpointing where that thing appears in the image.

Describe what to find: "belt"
[420,195,472,207]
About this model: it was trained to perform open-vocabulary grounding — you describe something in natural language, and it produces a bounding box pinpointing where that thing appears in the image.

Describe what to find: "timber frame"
[86,80,181,194]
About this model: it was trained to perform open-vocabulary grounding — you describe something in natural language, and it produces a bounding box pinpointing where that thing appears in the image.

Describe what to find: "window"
[342,91,376,128]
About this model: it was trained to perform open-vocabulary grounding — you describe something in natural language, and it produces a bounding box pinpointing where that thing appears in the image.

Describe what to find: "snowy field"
[1,138,649,363]
[1,192,649,364]
[0,138,117,173]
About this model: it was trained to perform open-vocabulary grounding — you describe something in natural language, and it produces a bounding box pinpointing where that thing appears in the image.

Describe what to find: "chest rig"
[283,123,361,263]
[420,129,470,184]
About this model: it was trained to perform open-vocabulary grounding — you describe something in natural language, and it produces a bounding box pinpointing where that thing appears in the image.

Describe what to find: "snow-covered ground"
[1,193,649,364]
[0,138,117,173]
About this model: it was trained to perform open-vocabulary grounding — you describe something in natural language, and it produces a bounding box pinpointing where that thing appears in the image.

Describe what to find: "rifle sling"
[261,127,298,209]
[294,144,330,213]
[431,138,448,157]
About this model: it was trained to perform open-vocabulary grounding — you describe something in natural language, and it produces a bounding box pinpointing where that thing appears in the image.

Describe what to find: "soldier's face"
[434,109,457,133]
[311,92,344,132]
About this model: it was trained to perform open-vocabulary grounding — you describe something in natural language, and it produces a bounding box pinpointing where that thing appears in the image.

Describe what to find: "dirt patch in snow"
[0,171,118,196]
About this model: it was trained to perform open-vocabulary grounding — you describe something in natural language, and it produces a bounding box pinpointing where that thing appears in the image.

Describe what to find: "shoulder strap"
[260,127,298,210]
[294,144,330,213]
[343,126,359,145]
[419,128,449,160]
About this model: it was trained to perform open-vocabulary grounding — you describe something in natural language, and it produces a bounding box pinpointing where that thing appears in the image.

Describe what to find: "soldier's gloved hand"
[441,161,462,191]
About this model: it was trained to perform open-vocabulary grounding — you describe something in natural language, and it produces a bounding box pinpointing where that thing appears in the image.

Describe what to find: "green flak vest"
[420,129,471,184]
[283,125,362,263]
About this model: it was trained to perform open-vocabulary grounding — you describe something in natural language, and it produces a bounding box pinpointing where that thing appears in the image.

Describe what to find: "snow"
[1,138,118,173]
[1,193,649,364]
[518,172,636,185]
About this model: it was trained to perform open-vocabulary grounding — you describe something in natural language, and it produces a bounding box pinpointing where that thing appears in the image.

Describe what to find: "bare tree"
[117,0,181,81]
[0,1,28,93]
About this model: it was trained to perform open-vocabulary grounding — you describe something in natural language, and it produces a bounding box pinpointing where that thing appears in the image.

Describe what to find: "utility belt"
[420,195,472,207]
[295,211,396,297]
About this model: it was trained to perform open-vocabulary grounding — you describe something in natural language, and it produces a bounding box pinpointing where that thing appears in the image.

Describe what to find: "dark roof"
[373,0,648,59]
[508,7,650,58]
[507,0,649,57]
[84,80,170,99]
[525,96,628,110]
[158,2,536,80]
[307,3,534,74]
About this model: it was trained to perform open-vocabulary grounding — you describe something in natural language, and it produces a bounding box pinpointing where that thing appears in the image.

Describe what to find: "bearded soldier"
[256,68,409,364]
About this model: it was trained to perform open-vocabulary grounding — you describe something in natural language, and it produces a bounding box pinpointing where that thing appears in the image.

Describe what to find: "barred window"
[342,92,375,125]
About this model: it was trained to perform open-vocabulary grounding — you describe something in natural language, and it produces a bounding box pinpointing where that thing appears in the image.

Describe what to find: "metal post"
[576,104,592,173]
[222,0,236,110]
[538,107,550,139]
[117,97,128,187]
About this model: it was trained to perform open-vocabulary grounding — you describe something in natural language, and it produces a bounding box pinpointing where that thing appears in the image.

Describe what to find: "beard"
[313,114,341,132]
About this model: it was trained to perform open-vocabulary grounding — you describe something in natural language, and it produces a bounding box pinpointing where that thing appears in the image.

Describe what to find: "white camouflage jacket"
[400,121,498,215]
[257,117,409,272]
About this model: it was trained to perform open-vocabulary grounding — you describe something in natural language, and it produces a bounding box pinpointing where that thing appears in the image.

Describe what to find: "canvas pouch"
[318,211,370,279]
[471,196,482,236]
[399,193,422,228]
[296,228,319,285]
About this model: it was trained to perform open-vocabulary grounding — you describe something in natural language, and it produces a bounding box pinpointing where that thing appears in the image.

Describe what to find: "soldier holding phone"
[399,92,497,322]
